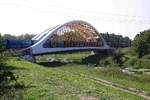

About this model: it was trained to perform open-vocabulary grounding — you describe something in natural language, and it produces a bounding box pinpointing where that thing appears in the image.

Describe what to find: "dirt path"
[53,69,150,99]
[78,74,150,100]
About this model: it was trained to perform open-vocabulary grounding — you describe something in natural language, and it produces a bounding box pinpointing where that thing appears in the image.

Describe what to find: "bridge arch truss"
[21,20,110,62]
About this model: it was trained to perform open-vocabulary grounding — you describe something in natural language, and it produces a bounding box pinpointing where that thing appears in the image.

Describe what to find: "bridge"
[6,20,112,62]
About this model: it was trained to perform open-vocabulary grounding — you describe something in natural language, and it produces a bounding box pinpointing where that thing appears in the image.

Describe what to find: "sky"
[0,0,150,39]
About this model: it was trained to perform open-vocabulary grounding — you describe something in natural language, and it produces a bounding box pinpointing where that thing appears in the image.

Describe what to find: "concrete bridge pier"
[21,54,36,63]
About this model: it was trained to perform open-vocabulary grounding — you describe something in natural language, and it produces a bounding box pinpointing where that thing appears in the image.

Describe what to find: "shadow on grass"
[81,54,109,66]
[0,82,36,99]
[0,84,35,91]
[0,64,34,99]
[5,65,27,70]
[38,61,67,68]
[37,54,108,67]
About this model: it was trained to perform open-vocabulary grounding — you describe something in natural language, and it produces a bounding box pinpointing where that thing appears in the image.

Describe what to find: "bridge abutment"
[21,54,36,63]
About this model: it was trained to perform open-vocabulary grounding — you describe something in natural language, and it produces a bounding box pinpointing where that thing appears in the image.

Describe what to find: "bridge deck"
[32,47,111,55]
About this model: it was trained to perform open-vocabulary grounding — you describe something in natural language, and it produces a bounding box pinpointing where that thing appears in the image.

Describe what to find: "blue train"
[5,39,33,49]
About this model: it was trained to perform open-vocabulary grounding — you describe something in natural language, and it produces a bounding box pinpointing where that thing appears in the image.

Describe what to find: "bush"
[125,57,138,67]
[124,57,150,69]
[143,54,150,59]
[99,57,115,67]
[137,59,150,69]
[133,29,150,58]
[120,48,136,56]
[0,34,17,95]
[0,65,16,84]
[113,49,126,67]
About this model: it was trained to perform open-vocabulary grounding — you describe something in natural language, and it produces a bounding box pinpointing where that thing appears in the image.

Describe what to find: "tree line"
[101,32,132,48]
[101,30,150,58]
[1,33,132,48]
[2,33,34,40]
[1,30,150,58]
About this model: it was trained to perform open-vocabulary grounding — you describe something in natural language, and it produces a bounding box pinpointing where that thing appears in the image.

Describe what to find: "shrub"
[133,29,150,58]
[125,57,138,67]
[113,49,125,67]
[0,34,17,95]
[137,59,150,69]
[143,54,150,59]
[120,48,136,56]
[99,57,114,67]
[124,57,150,69]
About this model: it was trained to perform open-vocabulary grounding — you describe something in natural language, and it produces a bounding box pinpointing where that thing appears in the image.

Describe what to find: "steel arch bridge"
[18,20,111,62]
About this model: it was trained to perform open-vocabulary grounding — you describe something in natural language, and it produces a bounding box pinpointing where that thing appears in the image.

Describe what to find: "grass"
[37,52,150,93]
[57,65,150,93]
[120,48,150,69]
[1,56,145,100]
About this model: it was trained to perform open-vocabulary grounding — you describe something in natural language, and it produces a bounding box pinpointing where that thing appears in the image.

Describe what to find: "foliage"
[120,48,136,56]
[80,49,125,67]
[101,33,132,48]
[2,34,16,40]
[16,33,35,40]
[0,34,6,63]
[0,34,17,97]
[37,52,150,92]
[143,54,150,59]
[2,57,145,100]
[0,35,23,99]
[98,56,114,67]
[113,49,125,67]
[133,29,150,58]
[2,33,35,40]
[124,57,150,69]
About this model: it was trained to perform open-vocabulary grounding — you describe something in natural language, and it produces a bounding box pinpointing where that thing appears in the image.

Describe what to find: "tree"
[3,33,35,40]
[133,29,150,58]
[0,34,6,63]
[101,33,132,48]
[113,49,124,67]
[16,33,35,40]
[3,34,16,40]
[0,34,16,84]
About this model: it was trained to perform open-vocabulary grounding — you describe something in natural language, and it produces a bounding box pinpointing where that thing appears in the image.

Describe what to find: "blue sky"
[0,0,150,39]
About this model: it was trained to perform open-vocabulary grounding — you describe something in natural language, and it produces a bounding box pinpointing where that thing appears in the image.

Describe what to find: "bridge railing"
[43,40,103,48]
